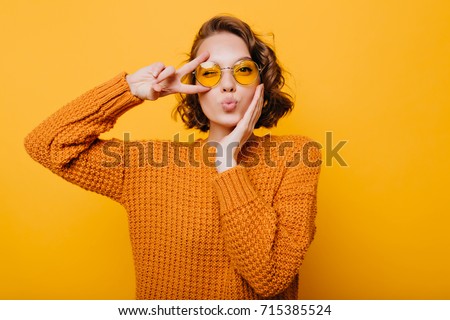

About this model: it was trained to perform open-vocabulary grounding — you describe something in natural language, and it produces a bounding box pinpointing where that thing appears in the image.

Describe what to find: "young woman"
[25,15,321,300]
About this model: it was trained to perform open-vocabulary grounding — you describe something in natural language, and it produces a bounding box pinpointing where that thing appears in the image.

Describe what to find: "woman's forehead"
[197,32,251,63]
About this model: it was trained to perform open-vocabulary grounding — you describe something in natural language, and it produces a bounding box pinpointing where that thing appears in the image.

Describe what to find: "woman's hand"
[126,52,211,100]
[215,84,265,173]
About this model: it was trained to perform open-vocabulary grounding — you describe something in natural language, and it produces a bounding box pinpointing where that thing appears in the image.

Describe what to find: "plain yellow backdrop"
[1,0,449,299]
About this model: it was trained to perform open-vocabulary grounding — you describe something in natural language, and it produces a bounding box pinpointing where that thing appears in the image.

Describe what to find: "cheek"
[198,91,211,107]
[197,92,215,117]
[241,87,257,109]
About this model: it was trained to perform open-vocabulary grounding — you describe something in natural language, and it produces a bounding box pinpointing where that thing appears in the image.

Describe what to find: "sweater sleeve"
[212,138,321,297]
[24,73,143,203]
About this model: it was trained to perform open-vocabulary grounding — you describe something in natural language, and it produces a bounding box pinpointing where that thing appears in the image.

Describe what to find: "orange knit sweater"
[24,73,321,300]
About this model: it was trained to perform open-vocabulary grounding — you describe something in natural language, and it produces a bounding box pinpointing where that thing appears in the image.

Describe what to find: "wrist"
[215,150,237,173]
[215,142,239,173]
[125,74,135,96]
[216,158,237,173]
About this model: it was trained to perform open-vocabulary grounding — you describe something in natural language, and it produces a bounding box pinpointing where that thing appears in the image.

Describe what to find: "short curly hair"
[174,15,294,132]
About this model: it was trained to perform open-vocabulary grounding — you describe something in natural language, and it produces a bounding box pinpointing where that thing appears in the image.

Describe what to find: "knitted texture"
[24,73,322,300]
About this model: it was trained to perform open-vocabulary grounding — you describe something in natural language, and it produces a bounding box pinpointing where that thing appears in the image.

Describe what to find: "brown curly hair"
[174,15,294,132]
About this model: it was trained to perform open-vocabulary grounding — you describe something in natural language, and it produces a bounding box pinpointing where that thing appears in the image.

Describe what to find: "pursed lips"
[221,97,238,112]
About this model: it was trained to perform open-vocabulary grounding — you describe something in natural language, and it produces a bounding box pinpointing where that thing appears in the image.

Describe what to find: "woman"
[25,15,321,299]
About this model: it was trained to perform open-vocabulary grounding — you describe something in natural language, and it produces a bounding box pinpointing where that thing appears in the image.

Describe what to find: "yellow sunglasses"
[193,59,262,88]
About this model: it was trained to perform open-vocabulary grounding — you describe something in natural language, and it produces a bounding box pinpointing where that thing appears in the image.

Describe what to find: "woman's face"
[195,32,259,134]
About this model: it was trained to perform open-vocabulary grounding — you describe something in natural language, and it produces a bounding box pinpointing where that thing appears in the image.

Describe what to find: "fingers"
[151,53,210,95]
[148,62,166,78]
[178,83,211,94]
[152,65,176,92]
[243,84,264,125]
[152,64,211,95]
[155,65,175,83]
[232,84,264,144]
[177,51,210,75]
[253,84,264,119]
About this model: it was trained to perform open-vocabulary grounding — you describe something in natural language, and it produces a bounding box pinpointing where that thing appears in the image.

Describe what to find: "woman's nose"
[220,70,236,92]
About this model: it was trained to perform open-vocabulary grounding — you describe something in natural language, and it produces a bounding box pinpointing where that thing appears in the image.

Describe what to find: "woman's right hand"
[126,51,211,101]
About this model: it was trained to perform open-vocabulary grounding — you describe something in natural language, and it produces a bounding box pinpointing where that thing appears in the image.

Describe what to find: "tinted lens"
[233,60,259,85]
[195,62,221,87]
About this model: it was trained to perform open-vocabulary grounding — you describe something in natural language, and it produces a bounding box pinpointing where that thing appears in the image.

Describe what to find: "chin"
[215,115,242,128]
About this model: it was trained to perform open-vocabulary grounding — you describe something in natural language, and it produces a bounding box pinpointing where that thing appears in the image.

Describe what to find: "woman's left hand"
[215,84,264,173]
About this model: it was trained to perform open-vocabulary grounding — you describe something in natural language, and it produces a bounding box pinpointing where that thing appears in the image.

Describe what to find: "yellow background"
[1,0,449,299]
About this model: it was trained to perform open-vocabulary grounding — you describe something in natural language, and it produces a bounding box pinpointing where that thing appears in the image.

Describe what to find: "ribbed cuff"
[94,72,143,118]
[213,166,259,212]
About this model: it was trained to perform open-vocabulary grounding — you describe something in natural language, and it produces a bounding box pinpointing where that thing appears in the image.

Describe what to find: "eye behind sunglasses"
[193,59,262,88]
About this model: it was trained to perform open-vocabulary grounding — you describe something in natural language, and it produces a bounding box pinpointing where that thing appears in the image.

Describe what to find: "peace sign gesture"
[126,52,211,101]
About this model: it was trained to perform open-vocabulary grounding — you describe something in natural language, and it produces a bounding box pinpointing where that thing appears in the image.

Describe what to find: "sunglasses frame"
[193,59,263,88]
